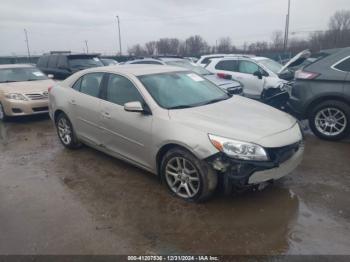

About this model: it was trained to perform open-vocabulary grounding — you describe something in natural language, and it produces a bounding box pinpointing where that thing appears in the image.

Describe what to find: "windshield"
[258,58,283,74]
[102,59,118,65]
[165,60,212,75]
[138,71,230,109]
[0,67,48,83]
[68,57,103,68]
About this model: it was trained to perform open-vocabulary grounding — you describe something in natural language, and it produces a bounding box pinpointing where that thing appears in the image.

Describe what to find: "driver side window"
[238,61,260,75]
[106,74,143,106]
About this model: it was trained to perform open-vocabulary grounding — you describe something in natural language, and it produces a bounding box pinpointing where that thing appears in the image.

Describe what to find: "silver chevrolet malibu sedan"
[49,65,304,202]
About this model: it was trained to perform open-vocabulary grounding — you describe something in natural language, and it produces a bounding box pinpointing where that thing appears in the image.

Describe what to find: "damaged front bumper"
[206,141,304,193]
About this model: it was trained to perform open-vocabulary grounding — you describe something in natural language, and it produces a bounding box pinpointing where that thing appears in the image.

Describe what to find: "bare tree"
[128,44,147,56]
[328,10,350,47]
[145,41,157,55]
[217,37,233,53]
[185,35,209,56]
[271,31,284,51]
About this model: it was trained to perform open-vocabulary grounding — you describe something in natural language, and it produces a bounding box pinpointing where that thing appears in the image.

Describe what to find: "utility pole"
[283,0,291,52]
[116,15,122,55]
[24,29,31,62]
[85,40,89,53]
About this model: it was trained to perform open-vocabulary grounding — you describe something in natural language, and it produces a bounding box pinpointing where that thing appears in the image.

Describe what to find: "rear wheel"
[309,100,350,141]
[55,113,81,149]
[161,148,217,202]
[0,103,8,121]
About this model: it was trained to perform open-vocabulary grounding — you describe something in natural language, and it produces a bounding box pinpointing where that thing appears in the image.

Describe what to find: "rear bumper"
[1,99,49,116]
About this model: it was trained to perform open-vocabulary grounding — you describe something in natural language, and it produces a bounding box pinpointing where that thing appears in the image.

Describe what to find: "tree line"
[128,10,350,57]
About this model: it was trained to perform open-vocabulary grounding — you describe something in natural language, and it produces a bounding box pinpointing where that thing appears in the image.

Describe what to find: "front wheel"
[309,100,350,141]
[161,148,217,202]
[55,113,81,149]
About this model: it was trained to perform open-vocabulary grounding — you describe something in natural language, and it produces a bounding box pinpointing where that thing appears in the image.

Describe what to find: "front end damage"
[206,141,304,195]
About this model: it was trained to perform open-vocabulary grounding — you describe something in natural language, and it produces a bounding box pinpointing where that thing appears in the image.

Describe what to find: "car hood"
[278,49,311,74]
[0,79,55,94]
[204,74,241,89]
[169,96,298,147]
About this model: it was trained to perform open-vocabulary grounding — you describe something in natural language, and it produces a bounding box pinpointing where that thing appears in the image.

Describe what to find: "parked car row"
[0,47,349,202]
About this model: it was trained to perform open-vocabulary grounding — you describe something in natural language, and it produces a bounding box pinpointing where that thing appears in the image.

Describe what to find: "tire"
[0,103,8,121]
[55,113,81,149]
[160,147,218,202]
[309,100,350,141]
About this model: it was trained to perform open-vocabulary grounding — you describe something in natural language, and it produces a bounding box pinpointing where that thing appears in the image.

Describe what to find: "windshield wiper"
[168,105,195,109]
[200,96,230,106]
[1,80,18,83]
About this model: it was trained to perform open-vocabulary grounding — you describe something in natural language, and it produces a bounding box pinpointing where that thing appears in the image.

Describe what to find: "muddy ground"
[0,115,349,255]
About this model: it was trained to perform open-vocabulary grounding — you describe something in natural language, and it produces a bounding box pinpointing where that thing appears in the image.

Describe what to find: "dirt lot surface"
[0,115,349,255]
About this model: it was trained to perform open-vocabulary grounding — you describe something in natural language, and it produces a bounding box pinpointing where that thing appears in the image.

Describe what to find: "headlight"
[208,134,269,161]
[5,93,28,101]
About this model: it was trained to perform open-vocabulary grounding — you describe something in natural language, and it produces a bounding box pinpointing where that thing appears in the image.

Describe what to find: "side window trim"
[331,56,350,73]
[74,72,105,98]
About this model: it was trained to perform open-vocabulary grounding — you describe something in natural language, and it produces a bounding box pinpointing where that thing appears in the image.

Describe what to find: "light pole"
[85,40,89,53]
[284,0,291,51]
[24,29,31,62]
[116,16,122,56]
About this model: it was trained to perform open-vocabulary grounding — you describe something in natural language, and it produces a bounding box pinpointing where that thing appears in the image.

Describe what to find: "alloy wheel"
[57,117,72,145]
[315,107,347,137]
[165,156,200,199]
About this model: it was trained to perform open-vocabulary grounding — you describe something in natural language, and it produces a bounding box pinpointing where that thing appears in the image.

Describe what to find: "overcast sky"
[0,0,349,55]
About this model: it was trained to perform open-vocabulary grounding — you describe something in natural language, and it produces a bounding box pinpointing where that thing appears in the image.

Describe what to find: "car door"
[236,60,266,99]
[70,72,105,146]
[99,73,153,170]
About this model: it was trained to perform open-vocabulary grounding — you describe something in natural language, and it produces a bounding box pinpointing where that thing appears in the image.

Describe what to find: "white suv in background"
[205,56,288,99]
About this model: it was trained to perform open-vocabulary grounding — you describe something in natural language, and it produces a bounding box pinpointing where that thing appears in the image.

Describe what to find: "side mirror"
[253,71,263,79]
[124,101,144,113]
[47,74,54,79]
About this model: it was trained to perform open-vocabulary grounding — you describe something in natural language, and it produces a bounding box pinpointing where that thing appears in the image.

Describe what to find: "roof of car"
[84,64,187,76]
[124,58,162,65]
[0,64,34,69]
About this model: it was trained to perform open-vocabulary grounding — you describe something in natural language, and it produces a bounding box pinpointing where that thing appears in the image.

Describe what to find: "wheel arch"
[306,95,350,117]
[155,143,198,177]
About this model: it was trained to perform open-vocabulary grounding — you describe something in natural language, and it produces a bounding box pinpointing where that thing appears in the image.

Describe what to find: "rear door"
[70,72,105,146]
[99,73,153,169]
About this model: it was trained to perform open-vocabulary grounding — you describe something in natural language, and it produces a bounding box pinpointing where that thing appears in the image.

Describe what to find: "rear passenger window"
[48,56,58,68]
[238,61,259,75]
[215,60,238,72]
[334,57,350,72]
[57,56,68,69]
[37,56,49,68]
[106,74,143,106]
[80,73,104,97]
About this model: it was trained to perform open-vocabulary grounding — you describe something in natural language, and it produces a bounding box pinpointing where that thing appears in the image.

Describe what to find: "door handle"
[70,99,77,105]
[102,111,111,119]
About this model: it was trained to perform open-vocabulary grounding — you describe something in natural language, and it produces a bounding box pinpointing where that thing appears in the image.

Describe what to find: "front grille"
[267,141,302,164]
[25,93,48,100]
[32,107,49,112]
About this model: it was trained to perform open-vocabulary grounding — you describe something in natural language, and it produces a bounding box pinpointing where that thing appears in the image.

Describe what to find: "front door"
[236,60,265,99]
[100,73,153,170]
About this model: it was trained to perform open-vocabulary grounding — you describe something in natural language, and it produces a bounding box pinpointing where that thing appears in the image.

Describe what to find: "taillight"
[48,86,53,92]
[295,70,319,80]
[217,73,232,80]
